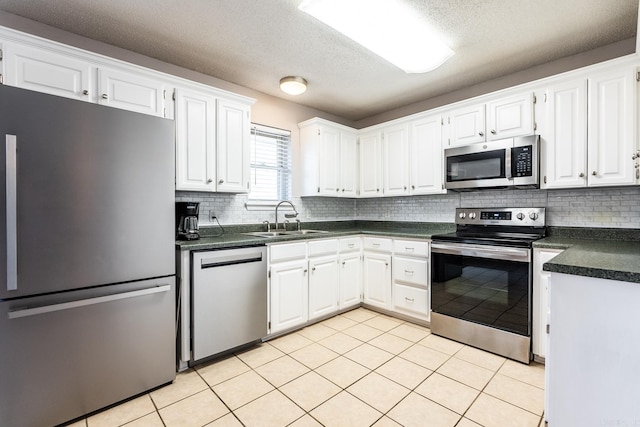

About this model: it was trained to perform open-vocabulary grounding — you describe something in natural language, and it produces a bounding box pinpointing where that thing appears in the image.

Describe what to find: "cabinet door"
[308,256,340,320]
[217,99,250,193]
[486,92,534,140]
[317,125,341,196]
[410,114,445,194]
[362,252,392,309]
[543,80,588,188]
[175,88,216,191]
[340,131,359,197]
[447,104,485,146]
[98,67,165,117]
[532,249,562,359]
[270,259,308,334]
[4,43,94,102]
[339,252,362,309]
[383,123,410,196]
[359,131,383,197]
[587,68,636,187]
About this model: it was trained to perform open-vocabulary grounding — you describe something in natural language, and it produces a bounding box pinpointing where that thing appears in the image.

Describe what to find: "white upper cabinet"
[339,131,359,197]
[3,42,94,102]
[175,88,216,192]
[587,68,637,187]
[358,130,383,198]
[486,92,535,140]
[542,67,637,189]
[216,99,250,193]
[410,114,446,195]
[447,104,486,145]
[299,118,358,197]
[543,79,588,188]
[382,123,410,196]
[97,67,166,117]
[447,92,534,146]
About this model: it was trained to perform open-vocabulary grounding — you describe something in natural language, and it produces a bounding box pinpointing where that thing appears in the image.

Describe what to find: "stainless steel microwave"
[444,135,539,190]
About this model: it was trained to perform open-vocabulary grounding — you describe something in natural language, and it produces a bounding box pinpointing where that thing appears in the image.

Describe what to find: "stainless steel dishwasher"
[192,246,267,362]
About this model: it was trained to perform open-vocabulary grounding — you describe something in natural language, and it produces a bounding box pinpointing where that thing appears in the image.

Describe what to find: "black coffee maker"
[176,202,200,240]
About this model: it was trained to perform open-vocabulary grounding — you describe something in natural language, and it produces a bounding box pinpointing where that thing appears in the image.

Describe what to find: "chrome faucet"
[274,200,298,231]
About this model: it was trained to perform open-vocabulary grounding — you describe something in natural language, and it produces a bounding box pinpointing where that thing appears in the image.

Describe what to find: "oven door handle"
[431,242,530,262]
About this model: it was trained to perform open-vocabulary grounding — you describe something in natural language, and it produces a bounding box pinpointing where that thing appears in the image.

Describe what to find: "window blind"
[249,124,292,201]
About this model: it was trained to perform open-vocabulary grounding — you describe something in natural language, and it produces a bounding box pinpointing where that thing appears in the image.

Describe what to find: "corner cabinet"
[175,87,253,193]
[299,118,358,197]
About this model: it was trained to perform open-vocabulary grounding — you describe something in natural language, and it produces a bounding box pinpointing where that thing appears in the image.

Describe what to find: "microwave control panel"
[511,146,533,177]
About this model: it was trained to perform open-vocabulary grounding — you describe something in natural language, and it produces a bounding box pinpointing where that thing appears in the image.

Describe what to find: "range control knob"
[468,212,477,219]
[529,212,538,220]
[459,212,466,219]
[516,212,526,221]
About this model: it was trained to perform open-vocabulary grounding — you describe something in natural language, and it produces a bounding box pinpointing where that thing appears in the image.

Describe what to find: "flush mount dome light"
[299,0,454,73]
[280,76,308,95]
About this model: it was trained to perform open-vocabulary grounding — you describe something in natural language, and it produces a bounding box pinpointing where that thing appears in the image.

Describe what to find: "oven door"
[430,242,531,336]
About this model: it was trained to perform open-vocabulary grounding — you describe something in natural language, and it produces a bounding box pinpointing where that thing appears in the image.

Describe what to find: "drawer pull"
[372,243,380,247]
[348,243,355,248]
[405,297,415,302]
[404,270,414,275]
[405,247,414,252]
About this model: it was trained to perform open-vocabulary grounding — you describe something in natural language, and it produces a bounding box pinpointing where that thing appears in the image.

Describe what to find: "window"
[248,124,292,201]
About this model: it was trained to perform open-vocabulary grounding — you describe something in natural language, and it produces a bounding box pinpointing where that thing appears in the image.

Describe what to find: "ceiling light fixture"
[279,76,308,95]
[298,0,454,74]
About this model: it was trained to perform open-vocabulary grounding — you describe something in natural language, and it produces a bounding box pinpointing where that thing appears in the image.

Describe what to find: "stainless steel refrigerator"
[0,85,176,427]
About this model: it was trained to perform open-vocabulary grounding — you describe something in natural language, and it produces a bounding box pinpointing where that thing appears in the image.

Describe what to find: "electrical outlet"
[209,211,216,222]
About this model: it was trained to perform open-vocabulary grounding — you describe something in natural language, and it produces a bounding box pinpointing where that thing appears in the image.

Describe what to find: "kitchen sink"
[243,229,330,238]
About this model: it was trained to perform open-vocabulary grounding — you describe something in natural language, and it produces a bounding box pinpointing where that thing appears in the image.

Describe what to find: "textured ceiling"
[0,0,637,121]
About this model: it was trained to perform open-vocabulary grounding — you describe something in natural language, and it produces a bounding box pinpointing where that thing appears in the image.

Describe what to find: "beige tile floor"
[67,308,545,427]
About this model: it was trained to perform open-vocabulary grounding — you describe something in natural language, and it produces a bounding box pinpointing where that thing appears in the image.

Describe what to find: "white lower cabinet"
[339,237,363,309]
[532,248,563,359]
[391,239,430,321]
[308,239,340,321]
[308,255,340,320]
[362,238,392,310]
[269,258,309,335]
[268,242,308,334]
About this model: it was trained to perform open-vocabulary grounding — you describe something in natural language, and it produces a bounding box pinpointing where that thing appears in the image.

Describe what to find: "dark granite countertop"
[535,227,640,284]
[175,220,456,251]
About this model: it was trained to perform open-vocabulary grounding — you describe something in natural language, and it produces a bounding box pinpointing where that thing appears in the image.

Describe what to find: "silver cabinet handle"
[592,171,597,176]
[82,90,89,96]
[219,179,224,184]
[101,93,108,100]
[405,297,414,302]
[404,270,414,275]
[207,179,213,183]
[7,285,171,319]
[491,129,496,134]
[579,172,585,178]
[5,135,17,291]
[478,131,484,137]
[405,247,414,252]
[348,243,355,248]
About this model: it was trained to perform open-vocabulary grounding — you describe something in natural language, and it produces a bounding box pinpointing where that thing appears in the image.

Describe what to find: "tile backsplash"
[177,186,640,229]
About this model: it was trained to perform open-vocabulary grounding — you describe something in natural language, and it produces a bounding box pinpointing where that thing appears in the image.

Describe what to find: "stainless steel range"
[430,207,546,364]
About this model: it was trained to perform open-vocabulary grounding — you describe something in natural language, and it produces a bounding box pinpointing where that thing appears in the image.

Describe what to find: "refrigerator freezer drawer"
[0,277,176,427]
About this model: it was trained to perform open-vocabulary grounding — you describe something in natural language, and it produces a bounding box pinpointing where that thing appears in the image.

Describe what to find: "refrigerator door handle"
[7,284,171,319]
[6,135,17,291]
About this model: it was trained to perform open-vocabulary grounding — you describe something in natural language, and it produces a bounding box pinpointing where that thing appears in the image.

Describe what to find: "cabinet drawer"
[308,239,338,257]
[363,237,393,252]
[393,283,428,317]
[393,239,429,257]
[393,256,428,286]
[269,242,307,263]
[339,237,362,252]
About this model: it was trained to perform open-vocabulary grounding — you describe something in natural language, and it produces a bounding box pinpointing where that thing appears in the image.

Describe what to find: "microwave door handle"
[505,146,513,180]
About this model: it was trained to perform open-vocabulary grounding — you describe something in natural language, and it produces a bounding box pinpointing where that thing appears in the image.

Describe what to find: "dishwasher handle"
[199,251,264,269]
